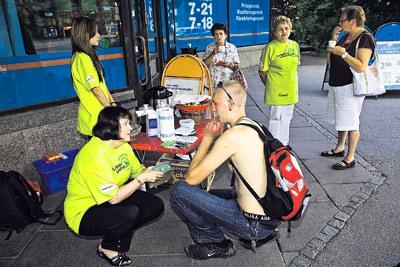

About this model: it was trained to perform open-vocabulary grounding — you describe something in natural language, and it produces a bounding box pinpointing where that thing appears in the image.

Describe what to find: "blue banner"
[229,1,269,46]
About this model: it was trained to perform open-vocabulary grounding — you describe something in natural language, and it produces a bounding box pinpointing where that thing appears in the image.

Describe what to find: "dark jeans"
[79,190,164,252]
[170,181,273,244]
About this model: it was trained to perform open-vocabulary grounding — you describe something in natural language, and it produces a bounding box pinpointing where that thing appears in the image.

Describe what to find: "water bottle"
[145,106,158,137]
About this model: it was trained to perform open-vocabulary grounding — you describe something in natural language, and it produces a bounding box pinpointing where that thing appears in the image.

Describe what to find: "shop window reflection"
[15,0,122,54]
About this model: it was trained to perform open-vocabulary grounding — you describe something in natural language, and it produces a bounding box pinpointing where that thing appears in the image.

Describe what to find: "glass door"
[133,0,164,94]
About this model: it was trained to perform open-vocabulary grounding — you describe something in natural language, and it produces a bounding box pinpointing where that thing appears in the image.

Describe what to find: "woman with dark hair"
[203,23,240,90]
[71,17,116,138]
[64,106,164,266]
[322,5,374,170]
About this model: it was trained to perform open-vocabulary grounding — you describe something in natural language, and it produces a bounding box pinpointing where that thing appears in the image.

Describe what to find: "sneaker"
[239,229,279,250]
[184,239,236,260]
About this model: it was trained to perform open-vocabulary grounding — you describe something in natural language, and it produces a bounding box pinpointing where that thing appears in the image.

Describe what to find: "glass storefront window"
[15,0,122,54]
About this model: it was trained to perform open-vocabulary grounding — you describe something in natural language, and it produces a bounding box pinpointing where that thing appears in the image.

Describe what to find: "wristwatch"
[136,178,144,185]
[341,52,349,59]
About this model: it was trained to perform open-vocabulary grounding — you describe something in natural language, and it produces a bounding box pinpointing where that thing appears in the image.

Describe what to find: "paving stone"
[341,205,356,216]
[290,254,312,267]
[320,225,339,240]
[302,158,372,185]
[314,232,331,243]
[370,175,385,185]
[334,211,350,222]
[349,195,366,205]
[289,127,328,142]
[300,245,319,259]
[278,202,337,252]
[328,219,345,229]
[282,252,299,265]
[361,183,378,196]
[307,238,326,251]
[135,255,190,267]
[290,140,337,160]
[347,199,361,210]
[323,183,364,208]
[354,191,370,200]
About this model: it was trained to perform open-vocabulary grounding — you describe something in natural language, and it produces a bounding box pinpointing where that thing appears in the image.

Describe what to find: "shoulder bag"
[351,33,385,96]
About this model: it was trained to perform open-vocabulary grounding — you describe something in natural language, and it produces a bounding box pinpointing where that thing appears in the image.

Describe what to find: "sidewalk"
[0,55,384,266]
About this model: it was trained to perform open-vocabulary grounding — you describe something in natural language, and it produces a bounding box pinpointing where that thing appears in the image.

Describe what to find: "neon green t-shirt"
[259,39,300,105]
[71,52,111,136]
[64,137,145,233]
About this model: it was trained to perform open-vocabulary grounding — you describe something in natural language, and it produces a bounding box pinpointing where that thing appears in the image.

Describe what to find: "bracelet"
[136,178,144,185]
[341,52,349,59]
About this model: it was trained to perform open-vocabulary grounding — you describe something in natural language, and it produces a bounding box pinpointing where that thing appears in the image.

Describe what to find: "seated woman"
[64,106,164,266]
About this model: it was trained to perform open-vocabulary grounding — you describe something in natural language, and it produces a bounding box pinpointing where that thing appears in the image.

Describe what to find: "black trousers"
[79,190,164,252]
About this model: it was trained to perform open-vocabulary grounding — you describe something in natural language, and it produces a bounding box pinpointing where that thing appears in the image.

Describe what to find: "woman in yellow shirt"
[71,17,116,137]
[64,107,164,266]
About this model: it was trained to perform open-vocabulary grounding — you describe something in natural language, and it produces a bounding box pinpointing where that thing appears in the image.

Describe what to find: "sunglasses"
[218,85,233,101]
[339,18,350,23]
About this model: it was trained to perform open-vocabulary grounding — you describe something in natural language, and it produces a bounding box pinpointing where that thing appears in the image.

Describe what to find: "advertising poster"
[377,41,400,90]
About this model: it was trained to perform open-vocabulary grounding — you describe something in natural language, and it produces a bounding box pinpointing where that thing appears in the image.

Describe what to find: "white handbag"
[350,33,385,96]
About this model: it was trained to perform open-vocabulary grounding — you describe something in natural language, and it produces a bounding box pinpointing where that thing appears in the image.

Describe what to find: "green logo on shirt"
[112,154,130,173]
[278,48,297,59]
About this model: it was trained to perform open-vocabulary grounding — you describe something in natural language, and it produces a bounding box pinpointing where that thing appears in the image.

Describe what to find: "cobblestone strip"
[288,106,387,267]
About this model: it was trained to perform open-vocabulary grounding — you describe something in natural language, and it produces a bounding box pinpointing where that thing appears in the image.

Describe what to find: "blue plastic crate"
[33,149,79,193]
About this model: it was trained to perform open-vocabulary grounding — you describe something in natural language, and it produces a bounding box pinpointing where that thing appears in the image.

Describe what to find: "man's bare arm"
[186,128,237,185]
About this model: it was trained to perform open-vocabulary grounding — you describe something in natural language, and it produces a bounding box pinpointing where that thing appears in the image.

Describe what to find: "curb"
[288,106,387,267]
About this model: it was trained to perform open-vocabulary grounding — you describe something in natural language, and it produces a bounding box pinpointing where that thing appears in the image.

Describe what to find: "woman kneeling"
[64,106,164,266]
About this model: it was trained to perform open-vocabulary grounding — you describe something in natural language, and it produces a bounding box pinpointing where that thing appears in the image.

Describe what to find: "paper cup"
[328,40,336,47]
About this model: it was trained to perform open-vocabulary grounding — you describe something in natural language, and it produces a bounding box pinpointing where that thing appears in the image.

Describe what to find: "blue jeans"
[170,181,274,244]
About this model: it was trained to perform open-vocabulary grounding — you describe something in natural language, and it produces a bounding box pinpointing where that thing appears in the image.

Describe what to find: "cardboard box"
[147,153,214,190]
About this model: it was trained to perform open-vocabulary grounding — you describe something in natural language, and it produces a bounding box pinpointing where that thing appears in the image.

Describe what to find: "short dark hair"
[93,106,132,140]
[211,23,227,36]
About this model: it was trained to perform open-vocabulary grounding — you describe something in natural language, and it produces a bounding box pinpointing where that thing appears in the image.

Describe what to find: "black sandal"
[321,149,345,157]
[332,160,355,170]
[96,245,132,266]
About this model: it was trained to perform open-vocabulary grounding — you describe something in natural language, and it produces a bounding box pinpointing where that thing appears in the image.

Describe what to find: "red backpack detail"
[231,121,311,229]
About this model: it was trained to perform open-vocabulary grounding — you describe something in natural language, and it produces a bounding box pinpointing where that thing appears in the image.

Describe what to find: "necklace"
[233,116,247,126]
[343,28,364,48]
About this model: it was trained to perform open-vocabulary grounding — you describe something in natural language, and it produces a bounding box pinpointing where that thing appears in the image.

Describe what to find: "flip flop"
[332,160,355,170]
[321,149,345,157]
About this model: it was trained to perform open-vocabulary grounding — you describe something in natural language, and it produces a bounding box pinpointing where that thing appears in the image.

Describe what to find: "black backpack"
[0,170,62,240]
[231,121,311,231]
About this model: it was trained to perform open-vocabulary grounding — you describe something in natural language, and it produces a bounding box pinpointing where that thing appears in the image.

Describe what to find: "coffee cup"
[328,40,336,48]
[218,46,226,53]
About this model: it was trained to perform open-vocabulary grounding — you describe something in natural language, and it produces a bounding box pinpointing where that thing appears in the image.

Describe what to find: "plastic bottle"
[145,106,158,137]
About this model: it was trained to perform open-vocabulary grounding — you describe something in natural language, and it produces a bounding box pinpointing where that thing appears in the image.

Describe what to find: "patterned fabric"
[203,41,240,90]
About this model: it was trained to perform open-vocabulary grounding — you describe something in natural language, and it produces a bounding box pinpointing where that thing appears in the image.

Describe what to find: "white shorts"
[328,84,364,131]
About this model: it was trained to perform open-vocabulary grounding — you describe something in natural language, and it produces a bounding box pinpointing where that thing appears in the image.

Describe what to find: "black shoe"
[332,159,355,170]
[96,245,132,266]
[184,239,236,260]
[239,229,279,250]
[321,149,345,157]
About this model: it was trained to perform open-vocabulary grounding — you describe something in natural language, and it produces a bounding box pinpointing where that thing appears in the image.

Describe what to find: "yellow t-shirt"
[71,52,111,136]
[259,39,300,105]
[64,137,145,233]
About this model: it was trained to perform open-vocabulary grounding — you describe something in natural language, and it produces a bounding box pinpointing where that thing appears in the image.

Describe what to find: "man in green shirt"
[259,16,300,146]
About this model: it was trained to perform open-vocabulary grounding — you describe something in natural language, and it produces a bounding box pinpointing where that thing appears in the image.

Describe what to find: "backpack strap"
[230,161,262,201]
[230,120,271,202]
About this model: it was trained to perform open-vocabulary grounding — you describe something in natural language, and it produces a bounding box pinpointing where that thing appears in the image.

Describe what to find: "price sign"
[173,0,227,51]
[377,41,400,90]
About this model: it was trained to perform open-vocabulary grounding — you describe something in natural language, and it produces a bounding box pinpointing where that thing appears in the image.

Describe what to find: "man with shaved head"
[170,81,280,260]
